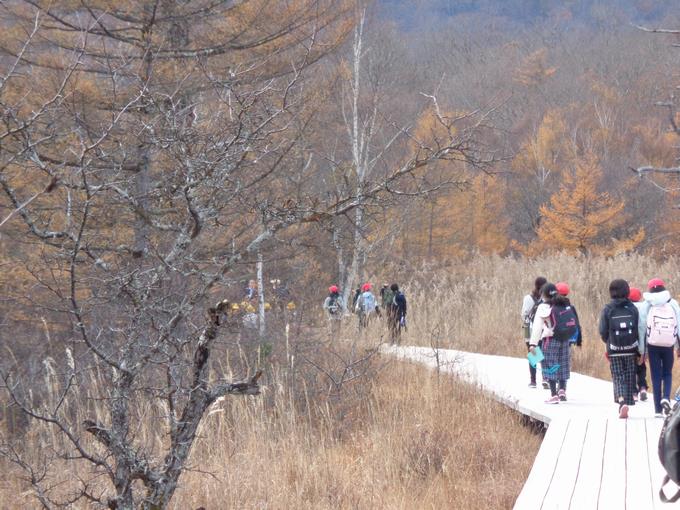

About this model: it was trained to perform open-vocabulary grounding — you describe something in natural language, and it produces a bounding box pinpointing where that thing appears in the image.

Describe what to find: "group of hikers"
[323,283,407,342]
[522,276,680,419]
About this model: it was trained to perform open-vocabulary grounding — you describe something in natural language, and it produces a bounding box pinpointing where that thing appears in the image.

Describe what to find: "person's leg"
[624,356,637,405]
[661,346,675,402]
[527,343,537,385]
[610,357,623,402]
[648,345,664,413]
[549,380,558,396]
[636,358,648,391]
[559,380,567,391]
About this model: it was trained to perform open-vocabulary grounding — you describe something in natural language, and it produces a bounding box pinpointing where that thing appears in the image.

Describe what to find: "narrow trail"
[384,345,678,510]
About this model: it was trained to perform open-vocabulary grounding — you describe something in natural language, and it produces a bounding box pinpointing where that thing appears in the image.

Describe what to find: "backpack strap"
[660,474,680,503]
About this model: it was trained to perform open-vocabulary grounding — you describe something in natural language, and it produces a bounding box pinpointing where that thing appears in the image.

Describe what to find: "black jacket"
[392,291,407,319]
[599,298,639,356]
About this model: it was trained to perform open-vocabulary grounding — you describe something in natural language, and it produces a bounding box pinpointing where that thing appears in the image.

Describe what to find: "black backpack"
[551,304,578,341]
[527,297,540,325]
[607,302,639,353]
[659,398,680,502]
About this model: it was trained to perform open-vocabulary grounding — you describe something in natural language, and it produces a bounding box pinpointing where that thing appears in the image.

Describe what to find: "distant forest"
[380,0,679,28]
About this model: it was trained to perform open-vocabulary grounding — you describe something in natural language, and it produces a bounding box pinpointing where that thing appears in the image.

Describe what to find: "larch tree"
[0,1,352,508]
[538,152,644,255]
[0,2,499,507]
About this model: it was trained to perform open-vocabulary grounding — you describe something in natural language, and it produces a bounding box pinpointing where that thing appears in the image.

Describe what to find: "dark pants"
[549,380,567,397]
[648,344,675,413]
[636,356,648,392]
[610,354,637,406]
[526,341,542,383]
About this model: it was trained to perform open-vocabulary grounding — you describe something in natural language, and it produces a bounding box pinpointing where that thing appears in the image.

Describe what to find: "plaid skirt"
[542,338,571,381]
[610,355,637,406]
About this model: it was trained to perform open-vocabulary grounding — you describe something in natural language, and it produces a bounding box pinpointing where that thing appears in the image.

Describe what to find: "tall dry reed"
[401,253,680,380]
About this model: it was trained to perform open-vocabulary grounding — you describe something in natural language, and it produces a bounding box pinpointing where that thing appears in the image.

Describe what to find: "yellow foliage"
[537,153,644,255]
[512,110,567,180]
[514,49,557,87]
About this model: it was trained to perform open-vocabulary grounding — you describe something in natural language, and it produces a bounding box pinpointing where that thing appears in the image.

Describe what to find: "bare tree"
[0,2,349,508]
[0,2,497,507]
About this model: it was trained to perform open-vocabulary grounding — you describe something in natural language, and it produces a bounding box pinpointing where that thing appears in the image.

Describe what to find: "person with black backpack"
[522,276,548,388]
[529,282,578,403]
[599,279,640,419]
[388,283,407,344]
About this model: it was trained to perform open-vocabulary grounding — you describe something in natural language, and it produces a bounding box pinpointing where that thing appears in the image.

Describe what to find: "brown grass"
[403,253,680,381]
[7,252,679,508]
[171,360,541,510]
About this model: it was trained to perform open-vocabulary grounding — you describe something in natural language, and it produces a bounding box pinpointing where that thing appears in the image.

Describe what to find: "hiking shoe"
[545,395,560,404]
[558,389,567,402]
[542,381,550,390]
[619,403,629,419]
[640,389,648,402]
[655,413,665,419]
[661,398,672,416]
[528,382,537,389]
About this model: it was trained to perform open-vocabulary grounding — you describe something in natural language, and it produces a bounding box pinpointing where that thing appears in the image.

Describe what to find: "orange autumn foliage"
[537,153,644,255]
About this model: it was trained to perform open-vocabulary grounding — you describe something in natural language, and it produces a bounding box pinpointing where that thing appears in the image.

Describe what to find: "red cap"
[648,278,665,290]
[329,285,339,293]
[362,283,372,292]
[555,282,570,296]
[628,287,642,302]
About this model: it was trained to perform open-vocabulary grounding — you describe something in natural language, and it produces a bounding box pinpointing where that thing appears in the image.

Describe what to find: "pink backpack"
[647,302,678,347]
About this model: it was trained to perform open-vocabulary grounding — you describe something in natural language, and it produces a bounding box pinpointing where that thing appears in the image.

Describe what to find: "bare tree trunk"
[257,252,265,339]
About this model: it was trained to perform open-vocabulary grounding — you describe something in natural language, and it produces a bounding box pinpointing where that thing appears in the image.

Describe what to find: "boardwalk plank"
[568,418,606,510]
[540,418,588,510]
[513,419,569,510]
[646,417,668,508]
[387,346,674,509]
[627,418,656,510]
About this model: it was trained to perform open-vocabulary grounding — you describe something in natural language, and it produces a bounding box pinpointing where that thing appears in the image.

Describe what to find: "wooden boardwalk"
[385,346,679,509]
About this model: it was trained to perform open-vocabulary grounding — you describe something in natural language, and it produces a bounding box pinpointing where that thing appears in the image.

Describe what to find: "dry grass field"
[403,253,680,381]
[4,253,680,509]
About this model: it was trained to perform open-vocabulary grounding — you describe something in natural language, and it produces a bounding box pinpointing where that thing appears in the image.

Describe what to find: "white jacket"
[521,294,536,323]
[638,290,680,352]
[529,302,553,347]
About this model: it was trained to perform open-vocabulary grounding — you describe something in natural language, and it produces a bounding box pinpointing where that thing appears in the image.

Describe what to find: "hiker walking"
[599,279,640,419]
[628,287,649,402]
[638,278,680,417]
[352,286,362,312]
[522,276,547,388]
[529,282,578,404]
[555,282,583,348]
[388,283,407,344]
[355,283,377,329]
[323,285,344,336]
[380,283,393,311]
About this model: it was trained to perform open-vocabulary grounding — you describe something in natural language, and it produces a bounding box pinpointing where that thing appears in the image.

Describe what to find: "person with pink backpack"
[638,278,680,417]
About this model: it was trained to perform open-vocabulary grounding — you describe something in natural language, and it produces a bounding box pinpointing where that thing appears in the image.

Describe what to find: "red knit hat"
[361,283,372,292]
[555,282,570,296]
[628,287,642,302]
[648,278,666,290]
[329,285,339,293]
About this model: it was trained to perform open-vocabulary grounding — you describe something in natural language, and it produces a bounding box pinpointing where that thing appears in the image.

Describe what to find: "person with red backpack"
[638,278,680,417]
[529,282,579,404]
[600,279,641,419]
